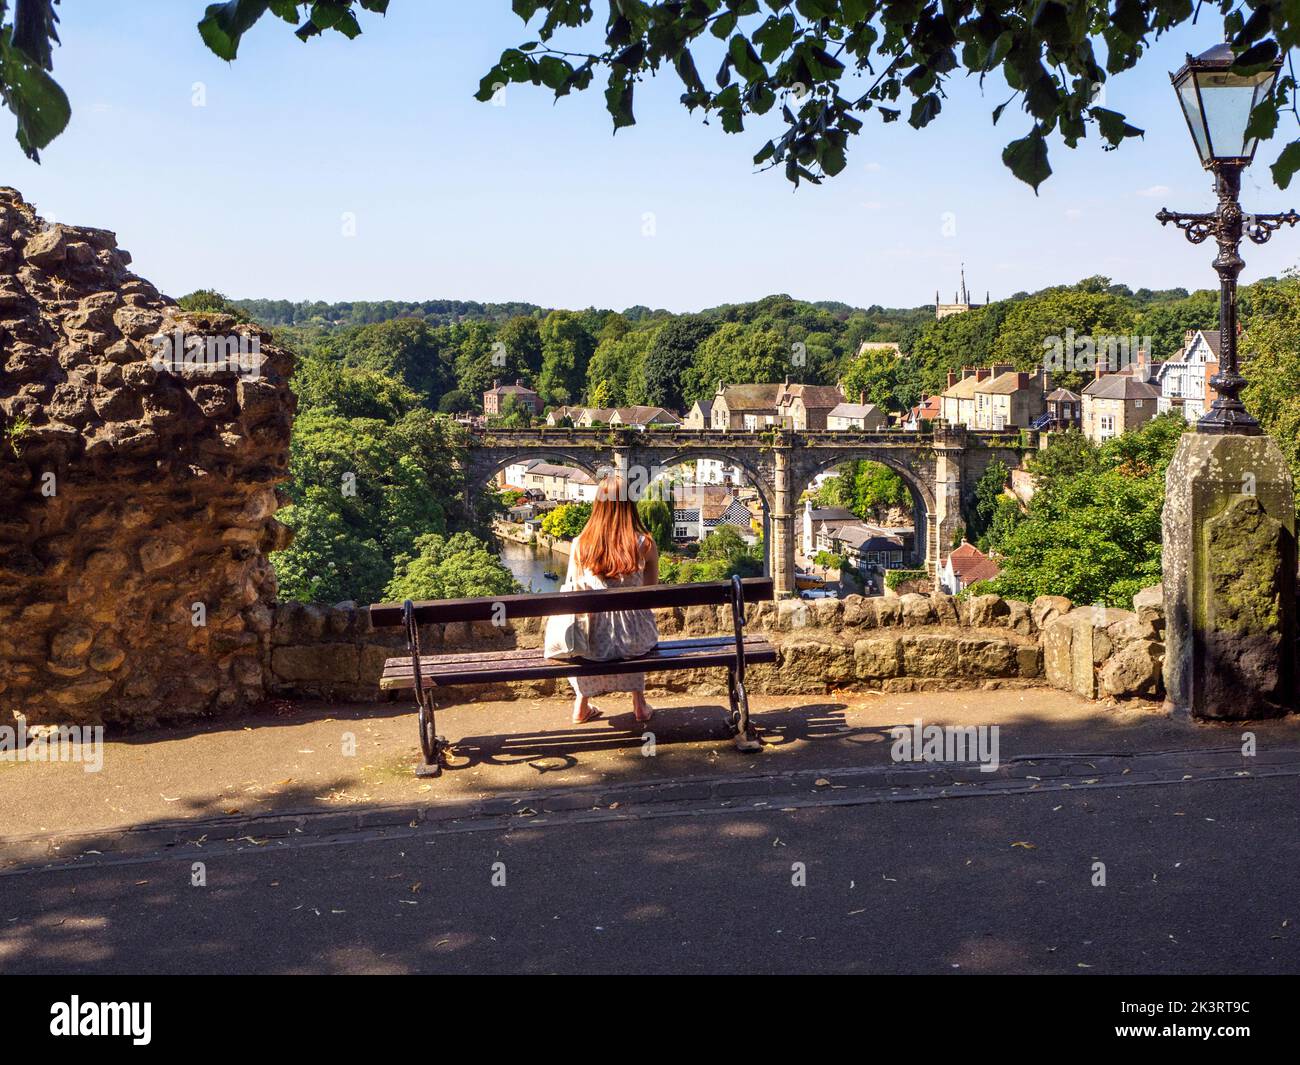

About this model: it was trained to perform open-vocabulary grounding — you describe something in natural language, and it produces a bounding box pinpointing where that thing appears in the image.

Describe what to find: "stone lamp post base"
[1162,432,1298,719]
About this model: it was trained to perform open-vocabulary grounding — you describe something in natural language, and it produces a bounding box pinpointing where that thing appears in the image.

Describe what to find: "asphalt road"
[3,774,1298,974]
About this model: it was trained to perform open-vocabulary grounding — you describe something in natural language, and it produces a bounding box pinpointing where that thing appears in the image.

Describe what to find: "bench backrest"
[369,577,774,627]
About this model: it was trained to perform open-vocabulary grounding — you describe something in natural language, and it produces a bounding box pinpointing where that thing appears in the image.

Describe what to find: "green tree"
[537,310,596,406]
[453,320,505,399]
[969,459,1010,550]
[1242,275,1300,517]
[840,346,898,411]
[993,285,1135,379]
[637,495,673,551]
[541,501,593,540]
[681,323,786,403]
[385,531,519,601]
[333,318,455,404]
[643,314,715,410]
[496,315,543,380]
[985,416,1184,606]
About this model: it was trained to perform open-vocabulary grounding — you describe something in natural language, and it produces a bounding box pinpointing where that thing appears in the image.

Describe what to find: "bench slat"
[379,635,777,690]
[369,577,774,627]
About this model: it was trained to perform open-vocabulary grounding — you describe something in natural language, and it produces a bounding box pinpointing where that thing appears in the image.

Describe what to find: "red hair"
[575,473,648,578]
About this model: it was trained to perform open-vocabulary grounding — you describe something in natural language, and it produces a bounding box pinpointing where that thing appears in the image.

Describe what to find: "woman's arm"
[641,536,659,587]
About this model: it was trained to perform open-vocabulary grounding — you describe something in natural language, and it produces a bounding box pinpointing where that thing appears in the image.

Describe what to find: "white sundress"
[566,531,660,696]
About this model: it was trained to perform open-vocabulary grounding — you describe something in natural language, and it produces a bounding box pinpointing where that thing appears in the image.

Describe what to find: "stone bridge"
[467,426,1030,597]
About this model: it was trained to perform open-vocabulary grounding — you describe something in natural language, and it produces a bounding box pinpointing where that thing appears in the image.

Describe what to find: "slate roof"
[1082,375,1161,400]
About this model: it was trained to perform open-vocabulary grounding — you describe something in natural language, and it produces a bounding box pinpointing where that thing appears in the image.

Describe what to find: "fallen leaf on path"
[1011,841,1036,849]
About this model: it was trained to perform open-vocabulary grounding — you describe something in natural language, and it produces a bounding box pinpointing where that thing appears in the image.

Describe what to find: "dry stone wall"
[266,589,1167,706]
[0,190,295,727]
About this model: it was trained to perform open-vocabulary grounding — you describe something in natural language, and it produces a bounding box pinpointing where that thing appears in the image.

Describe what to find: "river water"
[498,537,569,593]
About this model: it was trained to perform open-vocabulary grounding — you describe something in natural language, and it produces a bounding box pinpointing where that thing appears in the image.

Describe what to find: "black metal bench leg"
[728,667,762,752]
[415,691,447,778]
[405,598,449,778]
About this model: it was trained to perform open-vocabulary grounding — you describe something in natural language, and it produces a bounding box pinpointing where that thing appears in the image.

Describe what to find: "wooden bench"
[368,576,777,777]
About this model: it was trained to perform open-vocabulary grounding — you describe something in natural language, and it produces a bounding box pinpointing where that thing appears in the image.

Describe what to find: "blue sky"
[4,1,1299,312]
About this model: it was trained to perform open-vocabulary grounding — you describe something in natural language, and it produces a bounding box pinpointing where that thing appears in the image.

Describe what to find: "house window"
[1134,399,1143,408]
[1100,415,1115,435]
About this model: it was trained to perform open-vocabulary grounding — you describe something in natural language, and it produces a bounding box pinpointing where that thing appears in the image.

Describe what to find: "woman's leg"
[573,693,600,723]
[632,690,654,723]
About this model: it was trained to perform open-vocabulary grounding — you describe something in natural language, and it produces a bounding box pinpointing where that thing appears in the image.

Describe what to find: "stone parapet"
[263,589,1172,708]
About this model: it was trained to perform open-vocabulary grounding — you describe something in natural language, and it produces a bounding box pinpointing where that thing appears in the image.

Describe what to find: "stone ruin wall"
[0,189,295,728]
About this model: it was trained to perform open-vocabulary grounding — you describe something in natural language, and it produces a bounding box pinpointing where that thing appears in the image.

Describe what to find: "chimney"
[975,367,991,382]
[492,378,499,389]
[947,370,958,388]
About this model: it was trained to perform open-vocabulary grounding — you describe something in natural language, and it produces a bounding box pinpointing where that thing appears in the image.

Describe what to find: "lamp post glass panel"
[1156,41,1298,435]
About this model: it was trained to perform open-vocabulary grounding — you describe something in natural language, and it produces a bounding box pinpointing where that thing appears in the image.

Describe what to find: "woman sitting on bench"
[564,472,660,726]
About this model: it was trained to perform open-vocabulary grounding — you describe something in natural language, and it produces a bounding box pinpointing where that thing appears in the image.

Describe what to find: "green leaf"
[729,34,766,81]
[1271,139,1300,190]
[197,0,271,62]
[1091,106,1143,146]
[674,48,704,95]
[605,75,635,131]
[1003,127,1051,192]
[538,55,572,91]
[908,93,941,129]
[0,30,71,161]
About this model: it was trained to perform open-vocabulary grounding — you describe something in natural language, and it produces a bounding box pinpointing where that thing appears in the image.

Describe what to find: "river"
[498,537,569,593]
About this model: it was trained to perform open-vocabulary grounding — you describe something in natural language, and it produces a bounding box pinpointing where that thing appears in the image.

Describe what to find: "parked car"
[799,589,839,601]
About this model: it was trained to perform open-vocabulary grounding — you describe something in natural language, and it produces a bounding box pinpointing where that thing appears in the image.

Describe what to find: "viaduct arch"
[466,426,1029,597]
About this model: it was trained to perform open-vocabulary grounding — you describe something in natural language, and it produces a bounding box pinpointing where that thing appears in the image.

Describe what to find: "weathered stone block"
[901,634,959,677]
[854,637,901,680]
[964,594,1009,627]
[271,644,360,684]
[1031,595,1073,631]
[899,593,936,627]
[957,637,1018,677]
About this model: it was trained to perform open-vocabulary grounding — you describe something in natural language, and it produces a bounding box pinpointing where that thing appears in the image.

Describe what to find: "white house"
[671,486,755,542]
[1155,329,1220,423]
[938,541,1000,594]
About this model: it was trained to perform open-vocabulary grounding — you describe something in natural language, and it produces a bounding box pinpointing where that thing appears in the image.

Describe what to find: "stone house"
[608,405,681,430]
[1041,388,1081,431]
[575,407,617,427]
[670,485,755,542]
[902,394,941,430]
[1081,374,1160,442]
[483,379,541,416]
[710,383,784,430]
[939,367,994,427]
[683,399,713,428]
[972,369,1046,430]
[544,405,580,426]
[518,461,597,502]
[826,402,888,431]
[775,382,845,430]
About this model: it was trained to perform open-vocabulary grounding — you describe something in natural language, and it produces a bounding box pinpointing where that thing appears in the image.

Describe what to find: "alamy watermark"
[149,327,261,379]
[0,720,104,772]
[1042,329,1155,379]
[889,718,1000,772]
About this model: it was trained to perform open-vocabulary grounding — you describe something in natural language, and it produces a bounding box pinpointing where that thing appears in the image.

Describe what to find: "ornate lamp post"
[1156,41,1297,434]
